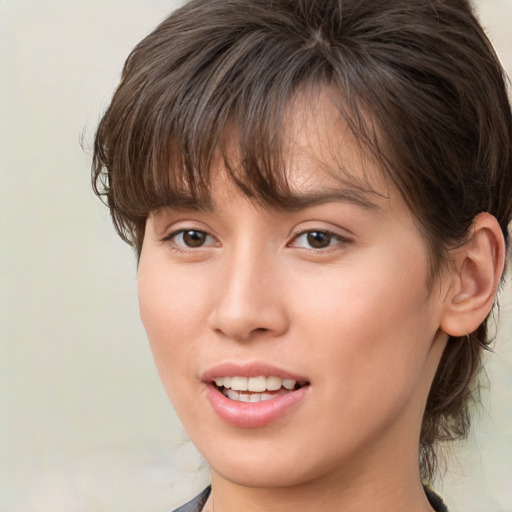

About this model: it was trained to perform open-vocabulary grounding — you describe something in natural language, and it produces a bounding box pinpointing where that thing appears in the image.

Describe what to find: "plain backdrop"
[1,1,511,511]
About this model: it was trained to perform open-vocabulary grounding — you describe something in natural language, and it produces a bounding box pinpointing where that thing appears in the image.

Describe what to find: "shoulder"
[171,486,211,512]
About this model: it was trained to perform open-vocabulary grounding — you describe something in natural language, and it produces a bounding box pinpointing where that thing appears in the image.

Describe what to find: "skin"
[137,90,455,512]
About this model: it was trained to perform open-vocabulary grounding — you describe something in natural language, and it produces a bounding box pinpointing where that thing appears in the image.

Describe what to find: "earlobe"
[440,213,505,337]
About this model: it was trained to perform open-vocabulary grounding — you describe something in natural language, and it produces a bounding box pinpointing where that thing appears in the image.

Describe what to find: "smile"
[214,376,306,402]
[202,362,311,427]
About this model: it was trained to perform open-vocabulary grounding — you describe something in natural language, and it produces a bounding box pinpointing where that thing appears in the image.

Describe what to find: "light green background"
[0,1,511,511]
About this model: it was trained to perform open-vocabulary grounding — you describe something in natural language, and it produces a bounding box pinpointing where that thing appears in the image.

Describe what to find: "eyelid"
[288,228,353,251]
[160,227,219,250]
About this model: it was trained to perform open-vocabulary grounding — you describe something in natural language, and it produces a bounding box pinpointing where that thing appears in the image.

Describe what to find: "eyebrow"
[155,195,215,212]
[273,189,383,212]
[155,187,383,213]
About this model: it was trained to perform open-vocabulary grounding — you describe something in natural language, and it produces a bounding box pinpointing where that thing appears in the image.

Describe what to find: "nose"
[207,249,289,342]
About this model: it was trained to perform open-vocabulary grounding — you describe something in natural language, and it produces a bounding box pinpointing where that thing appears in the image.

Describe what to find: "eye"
[291,230,349,250]
[164,229,217,249]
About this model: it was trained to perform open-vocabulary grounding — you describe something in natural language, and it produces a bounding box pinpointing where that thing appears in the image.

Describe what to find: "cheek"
[137,257,212,395]
[289,245,438,410]
[138,252,212,337]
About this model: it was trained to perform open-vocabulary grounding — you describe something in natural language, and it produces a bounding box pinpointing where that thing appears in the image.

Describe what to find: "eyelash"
[289,229,351,251]
[161,229,218,252]
[161,228,351,253]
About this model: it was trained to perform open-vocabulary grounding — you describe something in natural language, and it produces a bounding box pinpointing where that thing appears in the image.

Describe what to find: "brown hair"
[92,0,512,482]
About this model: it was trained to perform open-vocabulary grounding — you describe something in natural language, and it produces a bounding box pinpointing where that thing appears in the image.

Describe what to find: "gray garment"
[172,487,210,512]
[171,485,448,512]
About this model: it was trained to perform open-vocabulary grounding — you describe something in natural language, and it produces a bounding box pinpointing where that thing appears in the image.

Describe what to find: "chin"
[201,433,354,491]
[211,459,316,489]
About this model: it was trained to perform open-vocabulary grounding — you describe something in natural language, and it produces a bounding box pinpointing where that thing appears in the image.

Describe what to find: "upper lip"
[201,361,309,383]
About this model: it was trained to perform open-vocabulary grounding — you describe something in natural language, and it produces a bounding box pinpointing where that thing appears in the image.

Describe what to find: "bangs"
[92,1,389,254]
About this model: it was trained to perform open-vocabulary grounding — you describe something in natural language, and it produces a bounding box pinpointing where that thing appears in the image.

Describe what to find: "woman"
[92,0,512,510]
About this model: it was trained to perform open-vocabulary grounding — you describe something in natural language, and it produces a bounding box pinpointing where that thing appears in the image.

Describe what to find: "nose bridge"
[209,238,287,341]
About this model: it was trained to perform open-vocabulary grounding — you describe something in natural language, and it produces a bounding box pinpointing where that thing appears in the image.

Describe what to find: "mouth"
[204,365,311,427]
[213,375,310,403]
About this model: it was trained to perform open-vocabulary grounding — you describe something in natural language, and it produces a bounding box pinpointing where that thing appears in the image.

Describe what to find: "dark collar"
[424,486,449,512]
[171,486,211,512]
[173,485,449,512]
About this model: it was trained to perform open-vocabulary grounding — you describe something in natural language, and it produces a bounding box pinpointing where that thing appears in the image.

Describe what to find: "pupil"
[183,230,206,247]
[307,231,331,248]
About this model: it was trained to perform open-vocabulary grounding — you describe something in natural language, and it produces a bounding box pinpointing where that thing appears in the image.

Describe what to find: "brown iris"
[182,230,207,247]
[306,231,332,249]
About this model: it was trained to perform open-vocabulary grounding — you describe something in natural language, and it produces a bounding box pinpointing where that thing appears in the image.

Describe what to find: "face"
[137,90,450,491]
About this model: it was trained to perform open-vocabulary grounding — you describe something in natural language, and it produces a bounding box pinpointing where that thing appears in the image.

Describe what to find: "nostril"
[207,283,289,341]
[213,325,272,342]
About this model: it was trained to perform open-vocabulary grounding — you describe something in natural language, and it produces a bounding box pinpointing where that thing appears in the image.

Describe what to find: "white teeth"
[225,388,239,401]
[248,376,267,392]
[282,379,296,390]
[266,376,282,391]
[223,388,285,402]
[230,376,248,391]
[214,375,298,392]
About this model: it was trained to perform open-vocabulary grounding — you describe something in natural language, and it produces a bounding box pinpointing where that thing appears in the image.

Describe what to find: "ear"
[440,213,506,337]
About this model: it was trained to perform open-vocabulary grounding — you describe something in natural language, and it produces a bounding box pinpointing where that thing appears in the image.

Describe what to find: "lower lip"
[205,384,309,428]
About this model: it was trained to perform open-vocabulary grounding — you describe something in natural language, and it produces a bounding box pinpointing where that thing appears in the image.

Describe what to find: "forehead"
[206,86,393,212]
[145,84,399,220]
[281,87,389,195]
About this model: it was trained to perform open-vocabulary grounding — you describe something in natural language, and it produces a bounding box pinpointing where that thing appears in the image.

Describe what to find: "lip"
[201,361,308,382]
[202,361,310,428]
